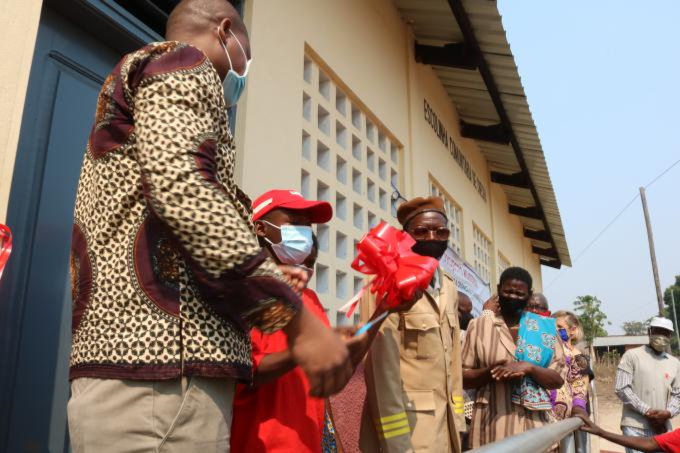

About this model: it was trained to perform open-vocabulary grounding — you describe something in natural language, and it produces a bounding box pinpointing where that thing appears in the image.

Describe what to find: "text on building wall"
[423,99,487,202]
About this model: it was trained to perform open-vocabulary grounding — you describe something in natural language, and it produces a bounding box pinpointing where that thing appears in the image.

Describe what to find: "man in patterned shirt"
[67,1,352,451]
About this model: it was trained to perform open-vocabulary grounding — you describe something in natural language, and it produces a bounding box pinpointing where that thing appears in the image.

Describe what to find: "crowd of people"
[63,0,680,452]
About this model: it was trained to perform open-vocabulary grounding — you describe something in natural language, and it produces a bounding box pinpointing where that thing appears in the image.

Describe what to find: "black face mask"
[411,240,448,260]
[498,295,528,317]
[459,311,473,330]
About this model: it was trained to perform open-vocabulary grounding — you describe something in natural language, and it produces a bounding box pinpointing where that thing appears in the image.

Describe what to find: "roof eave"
[447,0,571,268]
[396,0,572,267]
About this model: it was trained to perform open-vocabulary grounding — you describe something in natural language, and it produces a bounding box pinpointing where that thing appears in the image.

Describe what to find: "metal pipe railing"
[470,417,585,453]
[589,380,600,453]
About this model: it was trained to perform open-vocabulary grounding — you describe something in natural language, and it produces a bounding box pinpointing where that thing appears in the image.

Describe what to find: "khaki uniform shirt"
[359,269,464,453]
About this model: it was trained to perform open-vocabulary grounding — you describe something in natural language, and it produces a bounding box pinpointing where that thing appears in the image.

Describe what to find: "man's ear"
[218,17,232,42]
[254,220,267,239]
[527,290,534,299]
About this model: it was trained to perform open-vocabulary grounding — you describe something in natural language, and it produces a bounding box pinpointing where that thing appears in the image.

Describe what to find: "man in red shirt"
[578,414,680,452]
[231,189,333,453]
[231,189,422,452]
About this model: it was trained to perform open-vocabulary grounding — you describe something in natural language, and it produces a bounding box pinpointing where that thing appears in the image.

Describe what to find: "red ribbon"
[351,222,438,310]
[0,224,12,282]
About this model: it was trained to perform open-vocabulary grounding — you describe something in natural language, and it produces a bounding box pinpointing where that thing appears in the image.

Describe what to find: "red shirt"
[230,289,330,453]
[655,429,680,452]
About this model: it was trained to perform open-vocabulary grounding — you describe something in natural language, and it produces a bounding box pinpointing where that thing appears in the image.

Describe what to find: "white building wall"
[237,0,547,321]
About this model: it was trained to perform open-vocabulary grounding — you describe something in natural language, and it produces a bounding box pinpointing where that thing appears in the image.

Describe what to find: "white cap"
[650,317,675,332]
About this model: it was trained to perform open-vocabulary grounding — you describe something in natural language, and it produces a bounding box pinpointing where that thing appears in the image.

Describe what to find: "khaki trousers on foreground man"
[68,378,234,452]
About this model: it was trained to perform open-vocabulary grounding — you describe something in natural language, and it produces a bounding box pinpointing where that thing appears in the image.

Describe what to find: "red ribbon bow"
[0,224,12,282]
[351,222,438,310]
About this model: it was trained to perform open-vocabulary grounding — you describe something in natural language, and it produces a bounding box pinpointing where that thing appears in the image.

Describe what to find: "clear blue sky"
[497,1,680,334]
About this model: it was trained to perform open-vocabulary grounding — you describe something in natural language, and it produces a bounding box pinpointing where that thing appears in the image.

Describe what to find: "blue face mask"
[558,328,570,343]
[263,221,313,265]
[217,28,251,108]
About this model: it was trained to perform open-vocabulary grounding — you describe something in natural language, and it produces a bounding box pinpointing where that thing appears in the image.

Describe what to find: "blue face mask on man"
[217,27,251,107]
[262,220,313,265]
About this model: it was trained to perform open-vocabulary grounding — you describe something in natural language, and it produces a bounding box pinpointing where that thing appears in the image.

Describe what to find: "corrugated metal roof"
[593,336,649,347]
[394,0,571,266]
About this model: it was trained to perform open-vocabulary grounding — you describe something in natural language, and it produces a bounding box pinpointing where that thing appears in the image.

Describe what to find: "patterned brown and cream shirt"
[69,42,300,382]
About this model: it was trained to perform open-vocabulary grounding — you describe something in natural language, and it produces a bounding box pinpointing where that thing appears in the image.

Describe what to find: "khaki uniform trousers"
[67,376,235,453]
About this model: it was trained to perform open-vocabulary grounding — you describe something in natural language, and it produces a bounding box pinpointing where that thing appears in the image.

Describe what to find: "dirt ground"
[595,375,626,453]
[593,360,680,453]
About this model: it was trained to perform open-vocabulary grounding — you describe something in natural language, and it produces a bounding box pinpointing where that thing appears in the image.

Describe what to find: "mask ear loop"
[217,26,234,71]
[229,29,248,61]
[229,29,251,76]
[261,220,282,230]
[261,220,283,246]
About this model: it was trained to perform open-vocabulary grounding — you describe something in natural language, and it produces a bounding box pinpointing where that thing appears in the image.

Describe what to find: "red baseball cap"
[251,189,333,223]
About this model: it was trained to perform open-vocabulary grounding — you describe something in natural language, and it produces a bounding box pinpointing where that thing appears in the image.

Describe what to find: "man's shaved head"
[527,292,550,315]
[167,0,247,39]
[458,292,474,331]
[458,293,473,314]
[531,293,549,311]
[166,0,250,80]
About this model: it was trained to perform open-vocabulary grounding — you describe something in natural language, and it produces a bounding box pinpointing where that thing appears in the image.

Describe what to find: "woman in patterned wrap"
[461,267,566,448]
[551,310,590,420]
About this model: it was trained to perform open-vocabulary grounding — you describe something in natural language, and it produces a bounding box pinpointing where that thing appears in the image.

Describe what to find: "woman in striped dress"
[461,267,566,448]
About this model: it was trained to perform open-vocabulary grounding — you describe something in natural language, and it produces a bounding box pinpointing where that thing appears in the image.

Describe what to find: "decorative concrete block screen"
[497,252,511,282]
[429,179,464,257]
[301,52,402,326]
[473,224,492,284]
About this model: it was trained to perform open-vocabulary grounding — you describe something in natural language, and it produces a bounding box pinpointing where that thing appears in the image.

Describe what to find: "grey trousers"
[67,376,236,453]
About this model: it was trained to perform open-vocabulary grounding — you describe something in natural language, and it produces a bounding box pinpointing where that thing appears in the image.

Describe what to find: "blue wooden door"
[0,1,246,450]
[1,7,124,452]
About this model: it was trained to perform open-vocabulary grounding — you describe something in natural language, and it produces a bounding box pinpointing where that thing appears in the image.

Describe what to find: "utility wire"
[644,158,680,189]
[569,193,640,265]
[546,157,680,289]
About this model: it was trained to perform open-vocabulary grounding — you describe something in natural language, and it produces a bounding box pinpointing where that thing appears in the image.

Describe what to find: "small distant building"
[593,335,649,358]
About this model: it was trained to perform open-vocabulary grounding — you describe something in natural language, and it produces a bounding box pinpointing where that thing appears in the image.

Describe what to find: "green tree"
[573,295,611,345]
[663,275,680,351]
[622,320,647,336]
